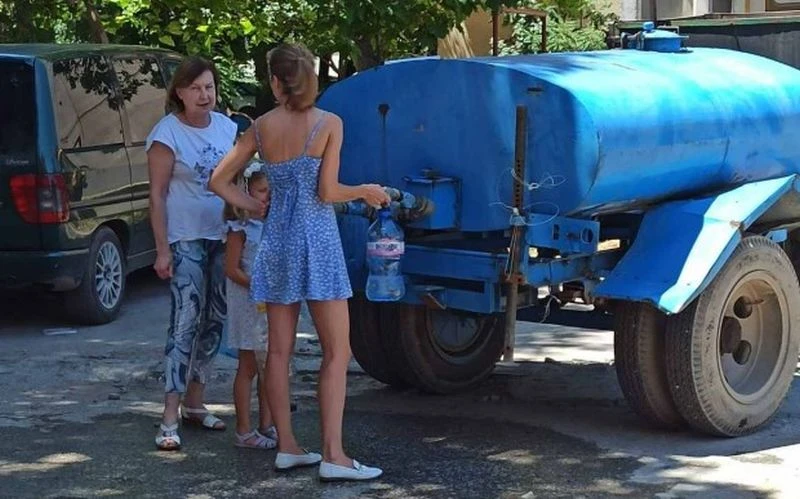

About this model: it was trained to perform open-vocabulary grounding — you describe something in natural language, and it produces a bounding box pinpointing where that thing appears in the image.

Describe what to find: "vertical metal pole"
[503,106,527,362]
[512,107,526,211]
[541,15,548,53]
[492,6,500,56]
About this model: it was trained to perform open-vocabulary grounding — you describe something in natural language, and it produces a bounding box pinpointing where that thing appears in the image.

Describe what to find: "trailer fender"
[594,174,800,314]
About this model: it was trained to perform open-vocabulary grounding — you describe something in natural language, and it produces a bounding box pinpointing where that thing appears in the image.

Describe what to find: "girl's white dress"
[226,219,267,351]
[226,217,316,354]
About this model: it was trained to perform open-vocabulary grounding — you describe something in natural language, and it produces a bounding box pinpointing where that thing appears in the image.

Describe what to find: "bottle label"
[367,239,405,257]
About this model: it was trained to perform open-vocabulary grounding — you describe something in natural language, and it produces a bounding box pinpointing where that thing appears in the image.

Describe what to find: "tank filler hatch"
[624,21,688,53]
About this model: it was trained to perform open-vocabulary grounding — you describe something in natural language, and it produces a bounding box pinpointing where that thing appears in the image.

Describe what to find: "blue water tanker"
[318,24,800,438]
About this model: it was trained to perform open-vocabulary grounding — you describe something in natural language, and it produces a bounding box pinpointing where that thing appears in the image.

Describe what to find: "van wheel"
[66,227,126,325]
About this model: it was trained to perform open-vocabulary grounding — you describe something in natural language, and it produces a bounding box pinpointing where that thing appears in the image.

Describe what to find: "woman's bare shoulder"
[320,108,341,123]
[256,108,282,124]
[318,109,342,135]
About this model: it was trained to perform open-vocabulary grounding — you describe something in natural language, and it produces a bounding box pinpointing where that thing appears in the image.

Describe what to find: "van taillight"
[9,174,70,224]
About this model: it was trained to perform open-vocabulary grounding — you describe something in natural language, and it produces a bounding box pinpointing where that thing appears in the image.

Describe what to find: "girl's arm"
[147,142,175,280]
[317,114,390,207]
[224,230,250,288]
[209,126,265,216]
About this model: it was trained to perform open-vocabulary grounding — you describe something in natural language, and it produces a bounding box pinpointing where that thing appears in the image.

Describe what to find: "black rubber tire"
[614,301,685,429]
[348,294,409,389]
[65,227,127,325]
[665,236,800,437]
[393,304,506,394]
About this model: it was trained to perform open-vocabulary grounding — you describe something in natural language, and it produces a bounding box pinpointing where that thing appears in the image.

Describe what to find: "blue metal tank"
[317,47,800,232]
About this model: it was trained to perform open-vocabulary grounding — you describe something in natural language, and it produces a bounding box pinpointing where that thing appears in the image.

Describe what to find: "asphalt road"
[0,269,798,498]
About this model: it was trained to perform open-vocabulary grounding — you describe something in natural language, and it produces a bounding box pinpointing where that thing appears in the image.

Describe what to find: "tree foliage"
[315,0,488,70]
[0,1,525,110]
[497,0,617,55]
[1,1,503,67]
[100,0,266,105]
[0,0,87,43]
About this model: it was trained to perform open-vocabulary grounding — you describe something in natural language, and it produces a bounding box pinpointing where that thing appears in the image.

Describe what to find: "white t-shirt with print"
[145,111,237,244]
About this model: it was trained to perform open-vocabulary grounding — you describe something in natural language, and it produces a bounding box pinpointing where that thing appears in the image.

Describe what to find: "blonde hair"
[268,43,319,111]
[223,168,267,223]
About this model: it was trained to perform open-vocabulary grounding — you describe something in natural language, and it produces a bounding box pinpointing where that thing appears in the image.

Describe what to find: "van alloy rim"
[95,241,123,309]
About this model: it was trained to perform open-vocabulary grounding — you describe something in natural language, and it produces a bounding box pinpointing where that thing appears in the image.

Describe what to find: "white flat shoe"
[274,450,322,471]
[319,459,383,482]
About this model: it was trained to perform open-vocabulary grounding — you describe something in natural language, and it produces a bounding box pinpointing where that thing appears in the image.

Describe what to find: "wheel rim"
[95,241,123,310]
[717,270,789,404]
[426,310,496,364]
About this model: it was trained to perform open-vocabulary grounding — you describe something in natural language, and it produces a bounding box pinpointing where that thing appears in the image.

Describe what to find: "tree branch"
[67,0,108,43]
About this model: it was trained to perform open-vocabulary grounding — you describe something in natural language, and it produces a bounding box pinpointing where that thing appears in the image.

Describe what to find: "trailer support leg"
[503,106,528,362]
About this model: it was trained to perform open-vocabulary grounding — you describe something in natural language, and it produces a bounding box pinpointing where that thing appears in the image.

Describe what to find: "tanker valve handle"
[333,186,434,223]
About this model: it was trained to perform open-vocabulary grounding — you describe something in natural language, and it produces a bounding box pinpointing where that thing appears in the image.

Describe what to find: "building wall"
[622,0,800,19]
[622,0,700,20]
[437,9,513,58]
[438,0,799,57]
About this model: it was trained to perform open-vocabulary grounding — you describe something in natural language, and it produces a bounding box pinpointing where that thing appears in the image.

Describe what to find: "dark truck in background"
[616,11,800,69]
[0,44,183,324]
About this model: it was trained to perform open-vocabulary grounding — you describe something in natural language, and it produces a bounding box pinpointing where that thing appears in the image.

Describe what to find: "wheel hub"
[718,274,787,403]
[95,241,122,310]
[430,311,482,354]
[719,316,742,354]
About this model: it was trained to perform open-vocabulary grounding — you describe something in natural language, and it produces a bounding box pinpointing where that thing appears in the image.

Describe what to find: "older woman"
[146,56,239,451]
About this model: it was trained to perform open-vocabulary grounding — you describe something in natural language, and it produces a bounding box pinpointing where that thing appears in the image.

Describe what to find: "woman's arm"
[317,114,389,207]
[224,230,250,288]
[209,126,265,216]
[147,142,175,280]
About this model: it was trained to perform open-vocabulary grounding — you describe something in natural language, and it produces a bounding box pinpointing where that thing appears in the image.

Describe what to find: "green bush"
[497,0,618,55]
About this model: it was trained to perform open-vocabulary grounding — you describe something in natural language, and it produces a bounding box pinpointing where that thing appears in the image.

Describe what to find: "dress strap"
[303,111,326,154]
[253,116,264,160]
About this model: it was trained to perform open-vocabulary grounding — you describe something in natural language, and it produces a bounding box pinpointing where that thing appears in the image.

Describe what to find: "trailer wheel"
[348,294,409,389]
[394,305,506,394]
[614,301,684,429]
[665,236,800,437]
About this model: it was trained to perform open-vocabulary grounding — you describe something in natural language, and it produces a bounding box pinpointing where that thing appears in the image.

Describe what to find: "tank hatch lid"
[627,21,688,53]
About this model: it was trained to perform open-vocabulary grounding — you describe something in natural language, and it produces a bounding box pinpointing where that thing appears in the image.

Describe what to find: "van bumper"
[0,248,89,291]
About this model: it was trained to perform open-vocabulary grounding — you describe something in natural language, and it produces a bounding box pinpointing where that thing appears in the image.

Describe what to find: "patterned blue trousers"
[164,239,227,393]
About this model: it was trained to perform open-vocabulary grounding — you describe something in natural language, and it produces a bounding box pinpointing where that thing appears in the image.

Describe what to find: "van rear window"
[0,61,36,166]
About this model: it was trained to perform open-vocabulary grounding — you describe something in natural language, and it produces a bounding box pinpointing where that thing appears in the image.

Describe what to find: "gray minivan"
[0,44,184,324]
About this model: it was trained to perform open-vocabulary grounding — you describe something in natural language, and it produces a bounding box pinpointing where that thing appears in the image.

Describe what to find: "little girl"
[224,162,276,449]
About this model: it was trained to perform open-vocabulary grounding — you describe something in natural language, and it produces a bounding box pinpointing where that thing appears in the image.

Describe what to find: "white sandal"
[234,429,277,450]
[155,422,181,451]
[180,405,226,431]
[259,425,278,441]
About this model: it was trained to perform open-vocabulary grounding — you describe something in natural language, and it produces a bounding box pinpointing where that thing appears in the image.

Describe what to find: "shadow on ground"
[0,269,165,334]
[0,407,777,498]
[347,363,800,465]
[0,409,665,498]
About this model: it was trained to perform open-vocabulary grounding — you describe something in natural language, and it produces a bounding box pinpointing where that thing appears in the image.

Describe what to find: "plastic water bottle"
[366,208,406,301]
